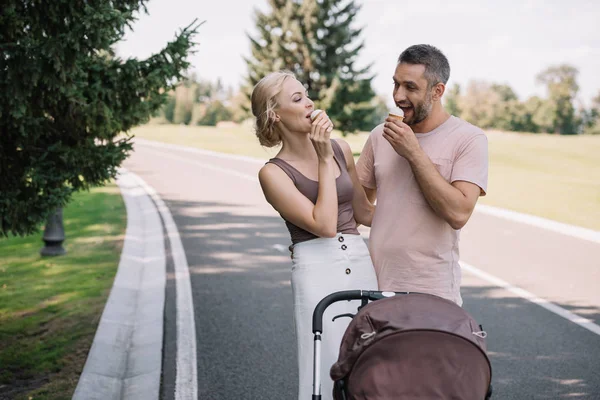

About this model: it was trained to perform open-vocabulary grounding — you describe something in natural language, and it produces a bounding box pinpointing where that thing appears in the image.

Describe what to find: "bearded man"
[356,44,489,306]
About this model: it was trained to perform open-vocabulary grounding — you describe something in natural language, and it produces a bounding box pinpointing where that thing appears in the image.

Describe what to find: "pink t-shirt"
[356,116,488,305]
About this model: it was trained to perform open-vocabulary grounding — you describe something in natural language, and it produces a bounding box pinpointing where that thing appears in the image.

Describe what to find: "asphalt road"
[123,139,600,400]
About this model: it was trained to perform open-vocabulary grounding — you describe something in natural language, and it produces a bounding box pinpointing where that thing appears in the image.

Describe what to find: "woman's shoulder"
[332,138,352,155]
[259,160,282,177]
[259,160,294,184]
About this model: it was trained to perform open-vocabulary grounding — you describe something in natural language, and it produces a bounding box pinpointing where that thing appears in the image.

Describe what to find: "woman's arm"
[259,112,339,237]
[335,139,375,227]
[259,162,338,237]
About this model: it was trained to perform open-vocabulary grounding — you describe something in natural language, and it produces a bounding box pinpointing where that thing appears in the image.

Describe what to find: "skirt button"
[345,268,351,274]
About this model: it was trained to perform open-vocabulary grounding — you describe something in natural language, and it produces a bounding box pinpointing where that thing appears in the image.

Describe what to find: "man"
[356,44,488,306]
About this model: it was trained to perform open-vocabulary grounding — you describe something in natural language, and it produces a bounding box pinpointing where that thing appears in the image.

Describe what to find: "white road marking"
[127,169,199,399]
[475,204,600,244]
[461,261,600,336]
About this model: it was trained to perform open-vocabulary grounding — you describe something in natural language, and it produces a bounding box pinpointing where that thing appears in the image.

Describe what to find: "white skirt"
[291,233,378,400]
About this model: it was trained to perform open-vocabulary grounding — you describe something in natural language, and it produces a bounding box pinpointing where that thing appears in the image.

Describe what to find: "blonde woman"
[251,71,378,400]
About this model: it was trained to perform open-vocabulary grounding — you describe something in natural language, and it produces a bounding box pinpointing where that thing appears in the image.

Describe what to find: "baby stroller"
[311,290,493,400]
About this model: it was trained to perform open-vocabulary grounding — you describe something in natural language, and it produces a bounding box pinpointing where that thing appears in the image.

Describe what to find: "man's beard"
[407,92,433,126]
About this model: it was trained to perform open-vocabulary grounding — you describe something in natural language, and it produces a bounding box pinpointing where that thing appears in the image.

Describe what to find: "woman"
[251,70,378,400]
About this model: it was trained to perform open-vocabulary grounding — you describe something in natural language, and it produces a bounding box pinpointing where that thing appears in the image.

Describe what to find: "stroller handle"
[312,290,408,333]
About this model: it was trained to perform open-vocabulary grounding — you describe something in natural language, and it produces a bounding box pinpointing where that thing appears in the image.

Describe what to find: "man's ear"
[432,82,446,102]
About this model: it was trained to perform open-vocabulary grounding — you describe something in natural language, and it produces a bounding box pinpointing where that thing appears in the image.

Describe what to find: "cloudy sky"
[116,0,600,107]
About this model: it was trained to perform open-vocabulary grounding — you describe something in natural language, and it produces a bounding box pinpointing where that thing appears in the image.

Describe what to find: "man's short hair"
[398,44,450,88]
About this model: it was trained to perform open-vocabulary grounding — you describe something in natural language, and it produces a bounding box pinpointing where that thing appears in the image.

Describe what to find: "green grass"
[0,183,126,400]
[130,122,281,159]
[131,123,600,231]
[479,131,600,230]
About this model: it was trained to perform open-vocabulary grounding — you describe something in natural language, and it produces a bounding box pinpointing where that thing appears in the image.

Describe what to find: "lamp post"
[40,208,66,256]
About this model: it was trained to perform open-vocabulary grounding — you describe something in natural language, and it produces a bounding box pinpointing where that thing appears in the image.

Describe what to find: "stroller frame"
[311,290,401,399]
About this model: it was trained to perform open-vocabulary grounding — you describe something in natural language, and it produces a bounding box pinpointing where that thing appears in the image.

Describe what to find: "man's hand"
[382,116,422,161]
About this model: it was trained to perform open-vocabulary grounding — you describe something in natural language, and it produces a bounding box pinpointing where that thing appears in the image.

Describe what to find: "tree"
[458,81,495,128]
[309,0,378,134]
[444,83,461,116]
[245,0,378,135]
[536,64,579,134]
[457,81,530,132]
[246,0,309,89]
[582,91,600,135]
[172,82,195,125]
[507,97,539,133]
[0,1,200,236]
[197,100,233,126]
[229,90,253,123]
[158,74,242,126]
[528,96,555,133]
[487,84,518,131]
[163,96,177,123]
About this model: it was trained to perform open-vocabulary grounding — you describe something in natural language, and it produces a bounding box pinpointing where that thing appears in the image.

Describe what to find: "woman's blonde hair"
[251,70,296,148]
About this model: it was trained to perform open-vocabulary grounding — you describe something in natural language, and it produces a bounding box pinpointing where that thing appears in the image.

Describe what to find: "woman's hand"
[309,111,334,161]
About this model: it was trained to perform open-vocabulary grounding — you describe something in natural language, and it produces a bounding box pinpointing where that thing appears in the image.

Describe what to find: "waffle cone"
[388,113,404,122]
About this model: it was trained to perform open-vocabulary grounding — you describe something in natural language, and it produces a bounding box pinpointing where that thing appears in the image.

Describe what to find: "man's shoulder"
[369,122,385,136]
[365,123,385,145]
[448,116,487,140]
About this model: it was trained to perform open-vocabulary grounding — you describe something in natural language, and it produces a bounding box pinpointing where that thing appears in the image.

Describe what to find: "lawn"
[0,183,126,400]
[130,123,600,231]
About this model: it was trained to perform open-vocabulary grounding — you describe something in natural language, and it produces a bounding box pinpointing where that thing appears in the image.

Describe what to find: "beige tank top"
[267,140,359,245]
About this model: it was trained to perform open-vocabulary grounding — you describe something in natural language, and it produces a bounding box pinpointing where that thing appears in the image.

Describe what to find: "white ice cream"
[388,107,404,119]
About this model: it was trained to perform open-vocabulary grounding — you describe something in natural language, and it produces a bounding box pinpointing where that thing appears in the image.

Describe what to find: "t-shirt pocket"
[409,158,454,206]
[432,158,453,182]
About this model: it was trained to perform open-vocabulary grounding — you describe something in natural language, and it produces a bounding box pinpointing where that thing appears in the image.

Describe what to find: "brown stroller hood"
[330,293,492,399]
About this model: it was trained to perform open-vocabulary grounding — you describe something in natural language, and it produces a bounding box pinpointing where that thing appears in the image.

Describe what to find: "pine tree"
[246,0,310,89]
[245,0,377,135]
[0,1,200,236]
[308,0,377,134]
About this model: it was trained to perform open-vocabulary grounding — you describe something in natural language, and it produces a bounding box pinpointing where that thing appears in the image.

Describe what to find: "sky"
[116,0,600,108]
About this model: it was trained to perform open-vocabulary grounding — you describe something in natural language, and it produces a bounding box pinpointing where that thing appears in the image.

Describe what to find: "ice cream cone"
[388,106,404,122]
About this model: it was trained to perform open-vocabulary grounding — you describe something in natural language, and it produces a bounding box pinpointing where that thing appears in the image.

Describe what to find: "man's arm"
[355,134,378,206]
[382,117,484,230]
[363,186,377,204]
[407,151,480,230]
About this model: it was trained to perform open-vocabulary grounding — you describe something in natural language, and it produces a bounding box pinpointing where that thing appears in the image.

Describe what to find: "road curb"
[73,169,166,400]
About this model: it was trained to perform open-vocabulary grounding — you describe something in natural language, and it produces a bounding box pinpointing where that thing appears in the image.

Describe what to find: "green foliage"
[582,91,600,135]
[536,65,579,134]
[245,0,378,135]
[444,83,461,116]
[160,75,241,125]
[163,96,177,123]
[0,1,201,236]
[173,83,195,124]
[449,64,599,135]
[197,100,233,126]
